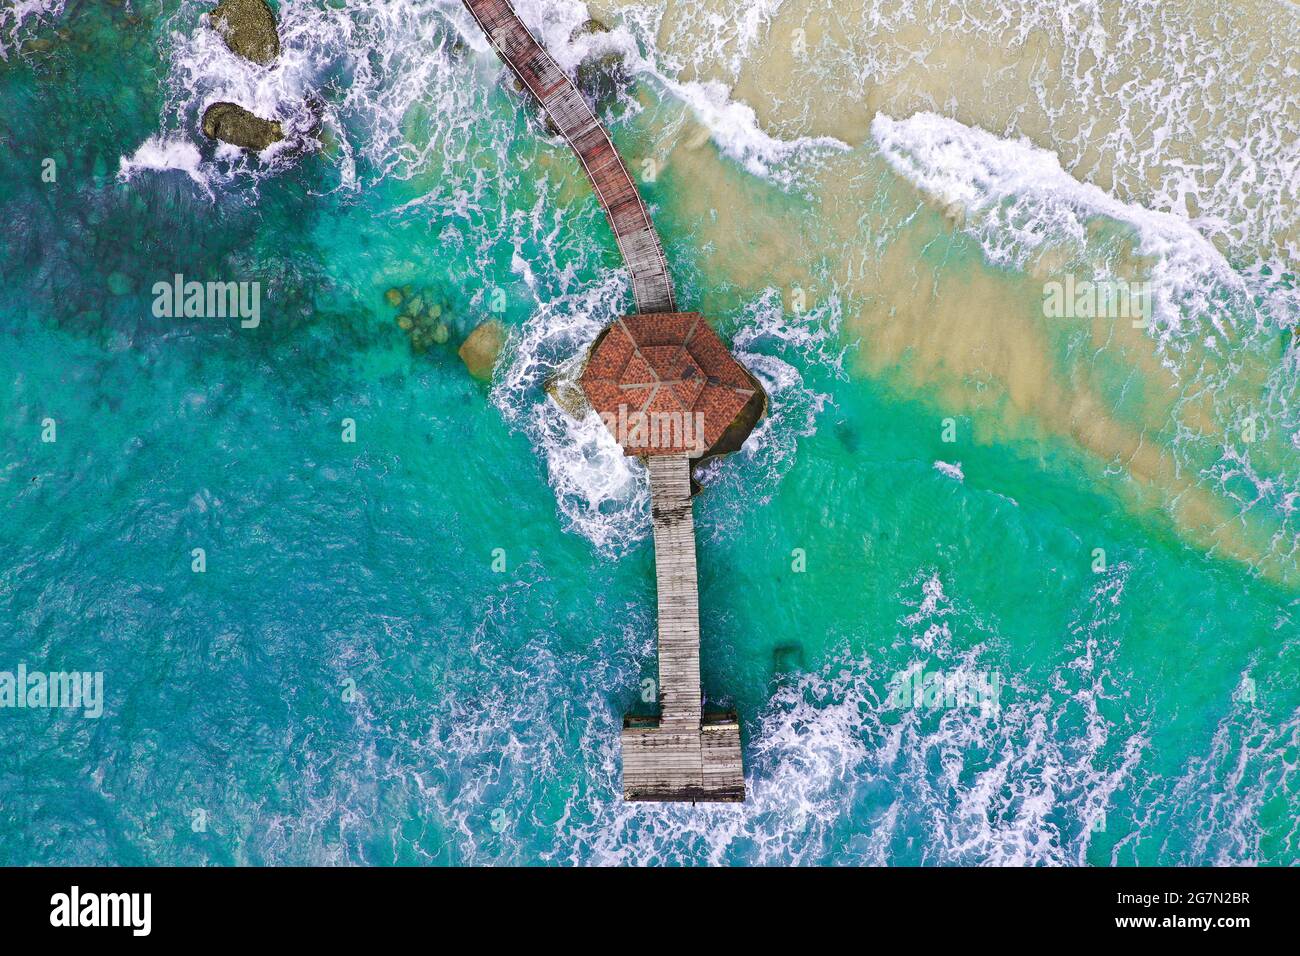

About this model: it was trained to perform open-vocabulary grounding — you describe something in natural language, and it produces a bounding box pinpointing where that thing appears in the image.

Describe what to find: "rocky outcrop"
[209,0,280,66]
[574,17,627,115]
[543,352,593,419]
[387,286,452,353]
[458,320,506,381]
[201,102,284,151]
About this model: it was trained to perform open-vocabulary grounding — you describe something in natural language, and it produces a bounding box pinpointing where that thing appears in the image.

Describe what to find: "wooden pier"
[461,0,676,314]
[463,0,746,802]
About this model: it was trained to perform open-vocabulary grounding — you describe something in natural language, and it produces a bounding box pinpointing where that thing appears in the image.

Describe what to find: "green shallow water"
[0,0,1295,865]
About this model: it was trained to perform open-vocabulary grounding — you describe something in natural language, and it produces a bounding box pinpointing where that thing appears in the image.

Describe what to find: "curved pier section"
[461,0,676,314]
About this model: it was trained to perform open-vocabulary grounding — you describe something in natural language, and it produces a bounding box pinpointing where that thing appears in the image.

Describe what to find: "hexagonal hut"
[580,313,764,462]
[460,0,766,802]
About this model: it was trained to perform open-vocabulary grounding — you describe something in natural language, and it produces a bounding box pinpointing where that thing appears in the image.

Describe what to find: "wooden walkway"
[462,1,743,802]
[461,0,677,314]
[621,455,744,801]
[648,454,701,729]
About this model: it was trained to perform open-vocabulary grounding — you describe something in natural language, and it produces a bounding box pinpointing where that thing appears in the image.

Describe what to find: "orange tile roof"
[579,312,757,456]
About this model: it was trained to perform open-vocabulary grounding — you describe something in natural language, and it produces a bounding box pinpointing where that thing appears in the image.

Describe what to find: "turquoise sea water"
[1,1,1296,865]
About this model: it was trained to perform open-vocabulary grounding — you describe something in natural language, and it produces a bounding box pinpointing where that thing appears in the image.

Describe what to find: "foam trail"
[493,271,654,554]
[531,403,651,553]
[870,111,1279,359]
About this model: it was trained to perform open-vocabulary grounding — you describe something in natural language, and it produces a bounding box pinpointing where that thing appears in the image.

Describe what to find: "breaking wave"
[527,567,1162,865]
[870,111,1287,360]
[121,0,491,193]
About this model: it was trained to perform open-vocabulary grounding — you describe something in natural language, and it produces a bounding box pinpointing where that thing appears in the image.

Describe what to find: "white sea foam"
[1116,660,1300,867]
[933,460,964,482]
[210,522,1278,867]
[75,0,1297,865]
[502,0,849,184]
[870,111,1274,358]
[231,567,1289,874]
[655,76,847,183]
[124,0,489,193]
[122,0,842,193]
[404,591,652,865]
[870,110,1300,567]
[459,1,845,548]
[121,6,312,188]
[237,560,1283,866]
[117,136,212,193]
[537,566,1153,865]
[124,3,648,555]
[492,270,654,554]
[530,403,651,553]
[647,0,1300,271]
[493,277,839,551]
[688,289,838,517]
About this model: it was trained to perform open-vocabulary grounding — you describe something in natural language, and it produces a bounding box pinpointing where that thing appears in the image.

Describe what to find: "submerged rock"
[385,284,458,353]
[209,0,280,66]
[545,374,590,420]
[543,350,593,420]
[201,102,284,151]
[458,320,506,381]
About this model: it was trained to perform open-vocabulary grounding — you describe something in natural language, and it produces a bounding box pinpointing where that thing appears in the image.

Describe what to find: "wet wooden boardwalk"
[647,454,701,730]
[461,0,676,314]
[621,455,743,801]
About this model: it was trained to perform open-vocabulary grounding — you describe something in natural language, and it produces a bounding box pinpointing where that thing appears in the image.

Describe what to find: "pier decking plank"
[648,455,701,729]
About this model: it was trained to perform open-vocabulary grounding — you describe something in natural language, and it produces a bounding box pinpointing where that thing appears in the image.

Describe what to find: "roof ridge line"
[670,313,702,368]
[618,316,662,386]
[607,319,638,382]
[640,381,659,414]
